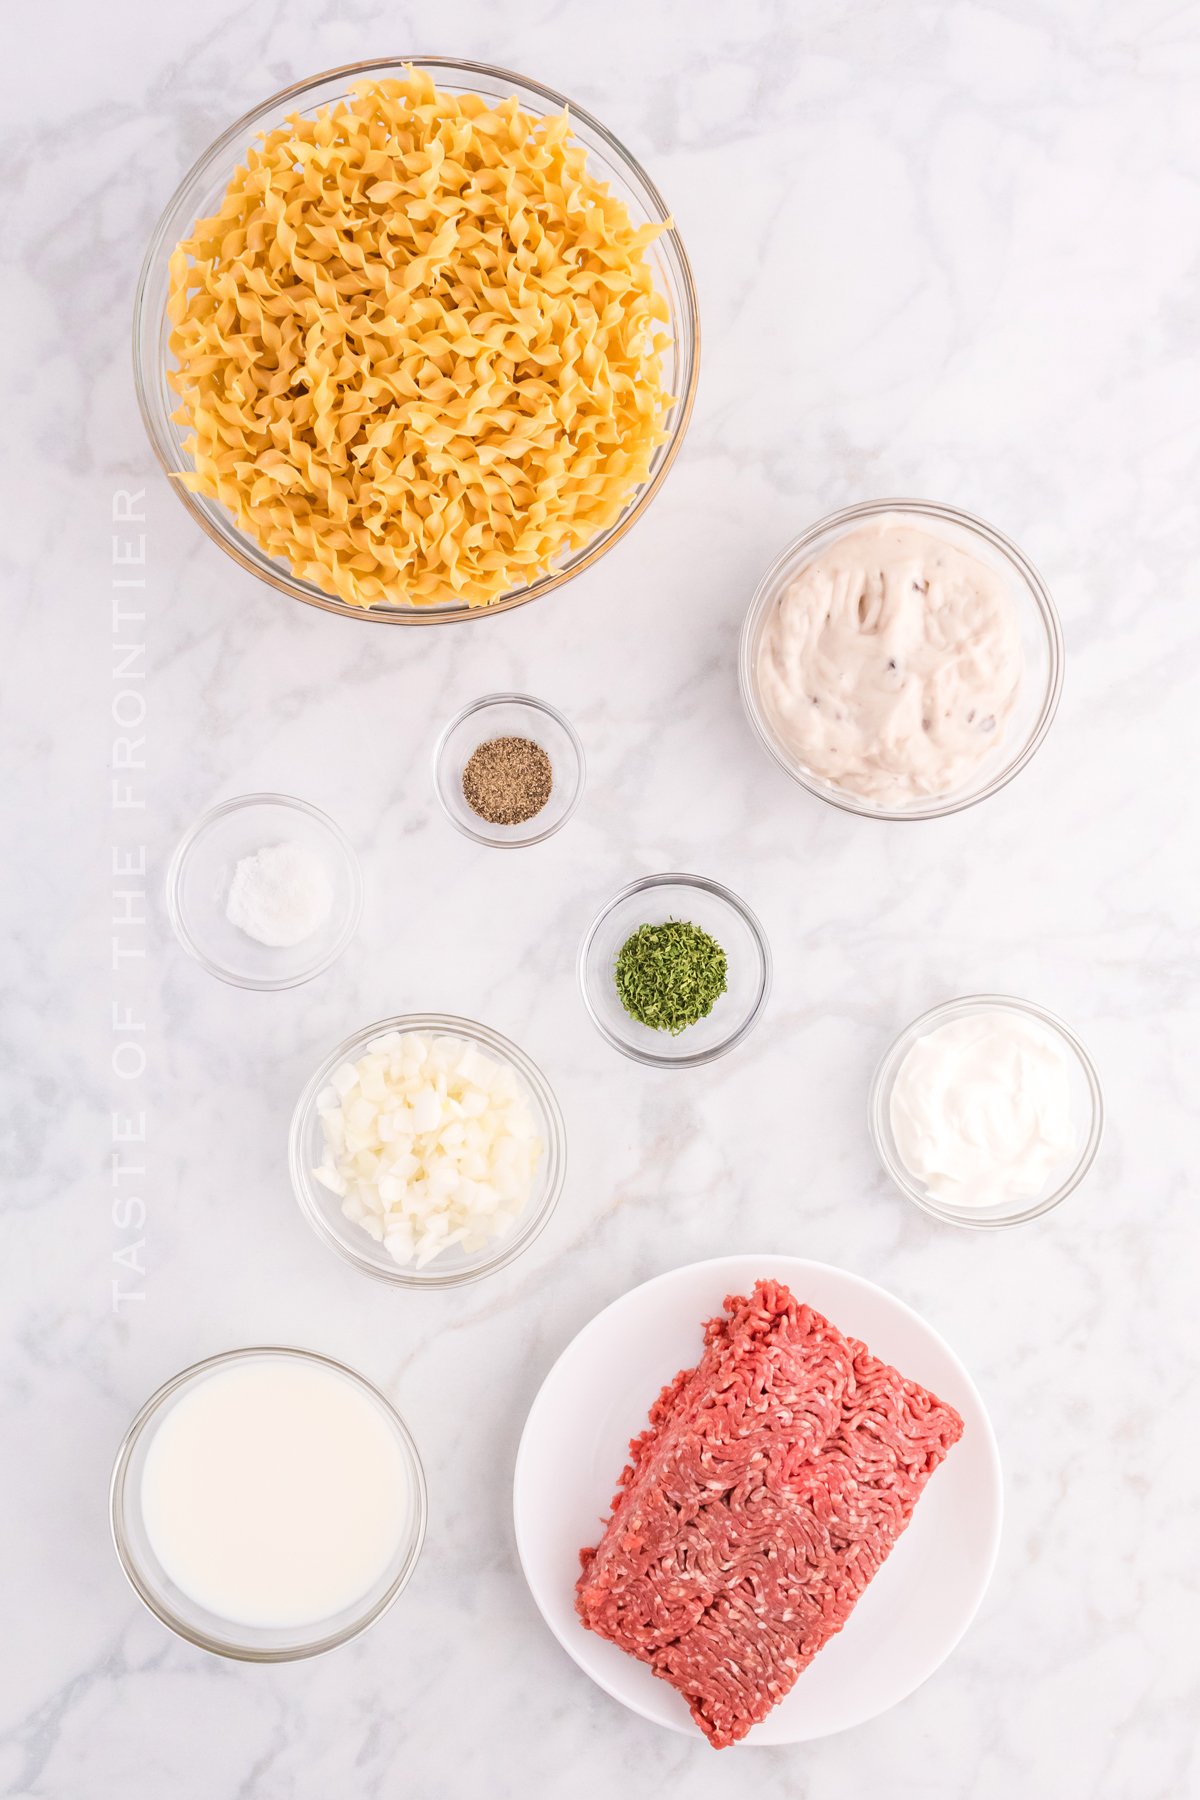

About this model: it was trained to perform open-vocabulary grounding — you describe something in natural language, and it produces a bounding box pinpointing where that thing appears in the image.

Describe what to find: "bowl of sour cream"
[739,500,1064,820]
[868,995,1103,1227]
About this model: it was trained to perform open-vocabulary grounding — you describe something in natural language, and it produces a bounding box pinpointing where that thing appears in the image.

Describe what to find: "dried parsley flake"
[614,918,728,1035]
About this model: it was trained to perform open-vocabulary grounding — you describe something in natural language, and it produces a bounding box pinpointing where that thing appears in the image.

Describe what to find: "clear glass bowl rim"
[165,791,364,990]
[867,992,1104,1228]
[577,872,773,1068]
[432,692,587,847]
[132,55,701,626]
[109,1344,428,1661]
[738,498,1065,820]
[290,1011,567,1286]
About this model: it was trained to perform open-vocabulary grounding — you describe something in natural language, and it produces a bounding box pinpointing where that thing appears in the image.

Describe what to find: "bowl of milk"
[110,1347,427,1658]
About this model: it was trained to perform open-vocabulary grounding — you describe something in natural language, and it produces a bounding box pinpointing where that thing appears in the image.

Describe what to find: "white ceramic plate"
[513,1254,1002,1745]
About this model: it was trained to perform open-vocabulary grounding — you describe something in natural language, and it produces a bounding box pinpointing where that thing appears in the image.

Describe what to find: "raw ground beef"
[575,1279,964,1747]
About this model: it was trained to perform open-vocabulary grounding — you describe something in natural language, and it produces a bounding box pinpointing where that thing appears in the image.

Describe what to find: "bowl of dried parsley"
[434,694,585,847]
[578,873,771,1067]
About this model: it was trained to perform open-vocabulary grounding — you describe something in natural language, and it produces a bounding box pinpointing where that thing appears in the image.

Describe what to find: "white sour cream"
[757,517,1022,805]
[889,1009,1078,1207]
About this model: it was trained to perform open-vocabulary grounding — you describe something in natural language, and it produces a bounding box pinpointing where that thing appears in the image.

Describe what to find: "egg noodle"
[167,69,674,609]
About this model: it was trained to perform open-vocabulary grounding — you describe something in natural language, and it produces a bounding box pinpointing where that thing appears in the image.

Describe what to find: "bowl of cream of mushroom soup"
[739,500,1064,820]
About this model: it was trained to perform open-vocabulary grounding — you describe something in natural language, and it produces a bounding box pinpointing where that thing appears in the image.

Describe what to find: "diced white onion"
[312,1032,543,1269]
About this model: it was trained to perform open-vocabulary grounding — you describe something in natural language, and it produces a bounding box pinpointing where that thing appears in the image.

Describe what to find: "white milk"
[140,1356,410,1628]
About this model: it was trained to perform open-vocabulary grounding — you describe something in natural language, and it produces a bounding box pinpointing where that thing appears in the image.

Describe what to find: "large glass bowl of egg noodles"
[133,58,699,622]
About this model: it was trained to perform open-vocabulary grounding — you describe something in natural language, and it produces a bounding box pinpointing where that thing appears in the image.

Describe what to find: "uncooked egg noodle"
[167,68,674,608]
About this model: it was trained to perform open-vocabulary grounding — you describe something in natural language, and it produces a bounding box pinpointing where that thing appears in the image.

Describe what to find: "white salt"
[225,840,333,949]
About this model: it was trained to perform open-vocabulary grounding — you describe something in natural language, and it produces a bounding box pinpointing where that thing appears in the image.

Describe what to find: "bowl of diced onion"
[289,1014,566,1288]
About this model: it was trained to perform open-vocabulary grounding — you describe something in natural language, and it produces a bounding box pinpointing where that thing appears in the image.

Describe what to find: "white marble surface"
[3,1,1198,1795]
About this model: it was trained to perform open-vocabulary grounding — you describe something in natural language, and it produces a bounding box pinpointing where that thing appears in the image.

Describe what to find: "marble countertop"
[4,1,1198,1795]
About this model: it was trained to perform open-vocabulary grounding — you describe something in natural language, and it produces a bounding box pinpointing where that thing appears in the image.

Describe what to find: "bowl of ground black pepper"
[434,695,586,847]
[578,874,771,1067]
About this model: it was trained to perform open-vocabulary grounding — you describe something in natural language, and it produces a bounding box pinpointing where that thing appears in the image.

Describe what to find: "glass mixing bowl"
[578,873,771,1068]
[433,694,585,848]
[165,793,362,990]
[868,994,1104,1227]
[133,57,699,624]
[290,1013,566,1286]
[110,1346,427,1661]
[739,499,1064,820]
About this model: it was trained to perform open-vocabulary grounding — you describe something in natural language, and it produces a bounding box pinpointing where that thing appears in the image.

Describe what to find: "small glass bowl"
[290,1013,566,1287]
[110,1346,427,1661]
[133,57,699,623]
[868,994,1104,1228]
[739,499,1064,821]
[578,874,771,1068]
[166,794,362,990]
[434,694,585,847]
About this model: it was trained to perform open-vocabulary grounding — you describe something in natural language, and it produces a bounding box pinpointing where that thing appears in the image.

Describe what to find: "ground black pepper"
[462,736,553,826]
